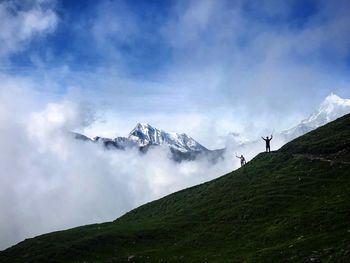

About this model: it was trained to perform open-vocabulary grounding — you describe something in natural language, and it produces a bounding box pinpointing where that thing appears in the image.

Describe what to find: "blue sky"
[8,0,348,76]
[10,0,174,76]
[1,0,350,145]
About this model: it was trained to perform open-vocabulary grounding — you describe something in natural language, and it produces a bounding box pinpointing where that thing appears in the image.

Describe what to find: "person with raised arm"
[262,134,273,153]
[236,154,246,167]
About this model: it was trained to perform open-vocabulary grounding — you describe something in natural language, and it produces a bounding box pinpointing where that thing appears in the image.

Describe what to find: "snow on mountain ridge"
[282,93,350,140]
[301,93,350,127]
[76,94,349,156]
[128,123,207,152]
[128,123,162,147]
[76,123,208,153]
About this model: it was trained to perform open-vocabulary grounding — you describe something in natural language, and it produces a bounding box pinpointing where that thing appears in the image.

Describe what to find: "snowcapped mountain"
[75,94,349,162]
[226,93,350,156]
[74,123,217,162]
[281,93,350,141]
[128,123,208,152]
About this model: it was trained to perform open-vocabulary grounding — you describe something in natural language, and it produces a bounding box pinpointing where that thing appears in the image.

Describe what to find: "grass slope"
[1,114,350,263]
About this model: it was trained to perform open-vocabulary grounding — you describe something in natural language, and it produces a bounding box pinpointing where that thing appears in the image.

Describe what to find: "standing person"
[236,154,246,167]
[262,135,273,153]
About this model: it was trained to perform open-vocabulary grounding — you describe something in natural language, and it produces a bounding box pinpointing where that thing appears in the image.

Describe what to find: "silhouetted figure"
[262,135,273,152]
[236,154,246,166]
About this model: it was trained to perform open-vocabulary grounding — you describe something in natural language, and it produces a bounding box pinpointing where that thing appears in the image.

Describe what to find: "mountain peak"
[301,94,350,125]
[135,122,152,129]
[282,93,350,140]
[128,123,207,152]
[320,93,350,111]
[133,122,152,131]
[322,93,345,105]
[314,93,350,119]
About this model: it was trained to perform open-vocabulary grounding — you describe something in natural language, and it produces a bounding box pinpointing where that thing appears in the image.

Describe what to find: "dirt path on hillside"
[293,153,350,165]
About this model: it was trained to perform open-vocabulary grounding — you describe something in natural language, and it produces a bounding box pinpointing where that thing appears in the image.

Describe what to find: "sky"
[1,0,350,145]
[0,0,350,250]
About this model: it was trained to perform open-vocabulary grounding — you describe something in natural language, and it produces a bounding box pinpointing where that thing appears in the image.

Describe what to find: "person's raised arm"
[261,137,266,141]
[270,134,273,140]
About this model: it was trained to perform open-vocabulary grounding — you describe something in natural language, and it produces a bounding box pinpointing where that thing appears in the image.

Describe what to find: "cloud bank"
[0,83,237,249]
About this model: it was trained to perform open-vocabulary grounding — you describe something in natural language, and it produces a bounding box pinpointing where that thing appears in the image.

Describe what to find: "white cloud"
[0,82,236,250]
[0,0,57,57]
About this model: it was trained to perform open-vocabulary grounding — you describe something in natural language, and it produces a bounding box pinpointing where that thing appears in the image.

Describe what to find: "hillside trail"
[292,153,350,165]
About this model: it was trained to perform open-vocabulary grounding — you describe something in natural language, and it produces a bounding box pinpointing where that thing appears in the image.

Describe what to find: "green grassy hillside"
[1,114,350,263]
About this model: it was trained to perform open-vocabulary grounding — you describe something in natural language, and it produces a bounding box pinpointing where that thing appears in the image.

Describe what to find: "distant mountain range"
[281,93,350,141]
[233,94,350,154]
[74,123,224,162]
[74,93,350,161]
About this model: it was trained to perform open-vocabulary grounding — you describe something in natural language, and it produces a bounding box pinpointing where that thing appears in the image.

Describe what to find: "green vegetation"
[1,114,350,263]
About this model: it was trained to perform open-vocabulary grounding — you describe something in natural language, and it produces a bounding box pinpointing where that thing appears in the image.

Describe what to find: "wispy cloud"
[0,0,57,59]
